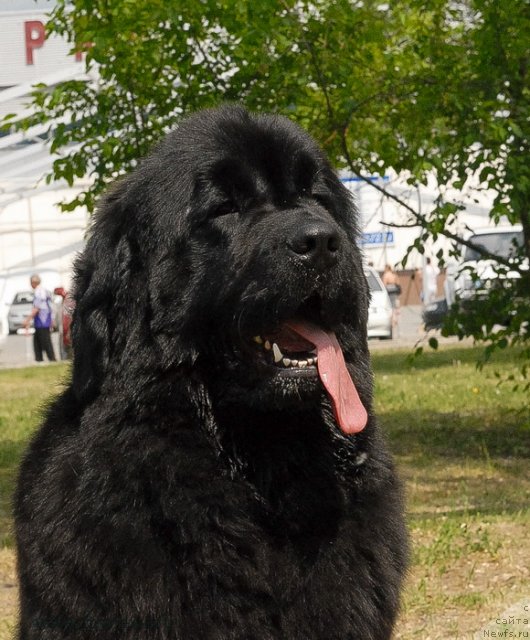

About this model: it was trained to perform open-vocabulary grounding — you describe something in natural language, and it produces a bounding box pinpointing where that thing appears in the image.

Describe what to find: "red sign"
[24,20,84,65]
[25,21,45,65]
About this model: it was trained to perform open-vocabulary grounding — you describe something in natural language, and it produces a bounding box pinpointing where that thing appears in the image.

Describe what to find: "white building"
[0,0,90,334]
[342,171,503,272]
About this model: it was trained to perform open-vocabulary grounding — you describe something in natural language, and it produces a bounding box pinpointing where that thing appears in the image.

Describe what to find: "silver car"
[7,291,34,333]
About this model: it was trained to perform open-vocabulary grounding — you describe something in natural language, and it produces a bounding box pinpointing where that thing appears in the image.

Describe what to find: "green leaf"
[429,337,439,350]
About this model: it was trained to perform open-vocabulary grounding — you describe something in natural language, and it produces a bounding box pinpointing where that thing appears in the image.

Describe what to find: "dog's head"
[72,106,372,429]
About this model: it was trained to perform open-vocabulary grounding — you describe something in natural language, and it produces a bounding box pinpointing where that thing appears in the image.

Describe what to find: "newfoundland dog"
[15,105,408,639]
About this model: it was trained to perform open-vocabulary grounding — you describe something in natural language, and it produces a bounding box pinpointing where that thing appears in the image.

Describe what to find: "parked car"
[365,267,393,339]
[7,291,34,333]
[425,225,525,329]
[53,287,75,360]
[422,298,448,330]
[445,225,524,305]
[8,288,62,335]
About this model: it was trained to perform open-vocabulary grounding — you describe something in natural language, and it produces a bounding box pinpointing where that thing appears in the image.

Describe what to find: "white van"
[445,225,525,305]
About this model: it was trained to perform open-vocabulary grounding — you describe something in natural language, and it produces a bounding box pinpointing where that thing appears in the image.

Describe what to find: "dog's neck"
[209,402,365,541]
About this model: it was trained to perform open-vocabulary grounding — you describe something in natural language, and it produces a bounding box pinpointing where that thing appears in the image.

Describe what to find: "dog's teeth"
[290,359,298,366]
[307,358,314,365]
[282,358,291,367]
[299,360,308,368]
[253,336,263,344]
[273,343,283,363]
[264,340,271,350]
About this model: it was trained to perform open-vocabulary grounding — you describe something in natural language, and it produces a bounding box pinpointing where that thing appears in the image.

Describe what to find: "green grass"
[371,345,530,638]
[0,364,69,547]
[0,347,529,639]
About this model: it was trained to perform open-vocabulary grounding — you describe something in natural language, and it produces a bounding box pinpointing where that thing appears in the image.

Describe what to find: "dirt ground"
[397,520,529,639]
[0,549,16,639]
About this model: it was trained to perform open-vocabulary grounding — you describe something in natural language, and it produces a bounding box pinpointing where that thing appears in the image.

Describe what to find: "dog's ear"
[71,182,135,402]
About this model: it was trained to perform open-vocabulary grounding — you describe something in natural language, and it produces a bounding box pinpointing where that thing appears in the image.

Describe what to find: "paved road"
[375,304,425,347]
[0,305,466,370]
[0,330,63,369]
[370,304,473,351]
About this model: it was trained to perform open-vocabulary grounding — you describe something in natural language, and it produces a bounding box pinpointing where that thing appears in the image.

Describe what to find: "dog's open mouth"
[249,314,368,435]
[252,327,317,369]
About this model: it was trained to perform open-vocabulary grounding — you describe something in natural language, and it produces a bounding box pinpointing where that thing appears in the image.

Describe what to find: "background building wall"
[0,0,83,118]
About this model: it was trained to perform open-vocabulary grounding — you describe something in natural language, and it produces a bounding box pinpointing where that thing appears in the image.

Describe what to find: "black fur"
[14,106,408,639]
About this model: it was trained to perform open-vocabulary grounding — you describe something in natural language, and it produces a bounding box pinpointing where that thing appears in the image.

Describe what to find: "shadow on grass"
[382,409,530,462]
[383,407,530,520]
[403,468,529,518]
[372,344,527,374]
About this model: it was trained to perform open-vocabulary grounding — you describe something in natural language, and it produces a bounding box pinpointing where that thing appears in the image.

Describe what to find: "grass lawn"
[0,347,529,639]
[374,346,530,639]
[0,363,70,638]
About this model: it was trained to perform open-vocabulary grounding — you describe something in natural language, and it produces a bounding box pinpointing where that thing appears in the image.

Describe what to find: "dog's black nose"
[288,222,341,269]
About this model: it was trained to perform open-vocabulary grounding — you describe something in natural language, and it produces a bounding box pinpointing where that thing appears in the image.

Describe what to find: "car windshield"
[464,231,523,261]
[365,271,384,292]
[12,291,34,304]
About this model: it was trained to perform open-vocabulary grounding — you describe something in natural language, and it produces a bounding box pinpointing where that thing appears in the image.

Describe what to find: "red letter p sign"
[25,21,45,65]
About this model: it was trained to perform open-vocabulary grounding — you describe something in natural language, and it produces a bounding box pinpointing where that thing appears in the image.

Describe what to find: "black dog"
[15,106,408,639]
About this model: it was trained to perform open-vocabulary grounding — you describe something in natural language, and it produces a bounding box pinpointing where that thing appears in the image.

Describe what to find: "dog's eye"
[312,192,331,208]
[211,202,238,218]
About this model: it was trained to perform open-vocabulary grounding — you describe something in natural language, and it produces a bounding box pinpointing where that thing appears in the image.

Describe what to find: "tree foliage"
[3,0,529,372]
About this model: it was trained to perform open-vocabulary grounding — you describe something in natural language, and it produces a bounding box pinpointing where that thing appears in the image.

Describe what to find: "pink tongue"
[285,320,368,434]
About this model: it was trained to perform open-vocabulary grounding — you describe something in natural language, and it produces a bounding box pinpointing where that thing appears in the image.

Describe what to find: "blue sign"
[341,175,390,184]
[362,231,395,246]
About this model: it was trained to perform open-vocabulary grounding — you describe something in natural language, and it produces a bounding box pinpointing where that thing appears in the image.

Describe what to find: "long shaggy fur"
[15,105,408,639]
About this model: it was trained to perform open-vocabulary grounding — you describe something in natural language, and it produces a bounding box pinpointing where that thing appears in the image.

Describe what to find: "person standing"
[23,274,56,362]
[382,264,402,328]
[423,257,440,304]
